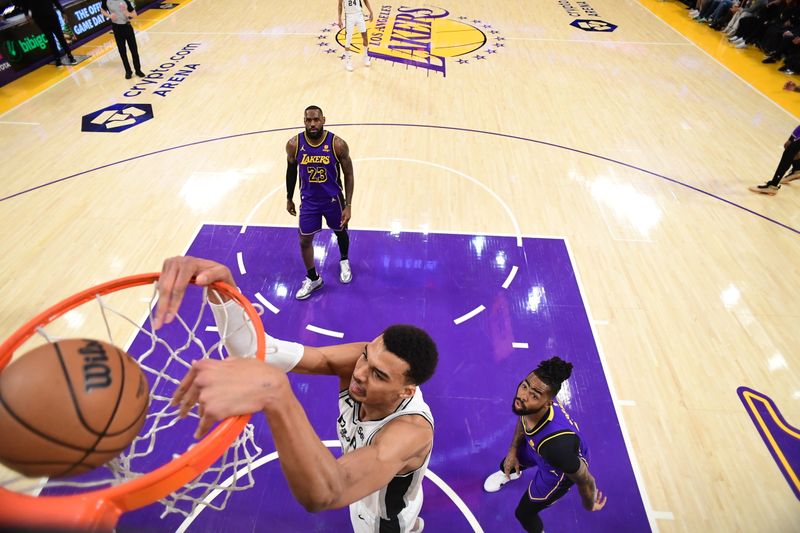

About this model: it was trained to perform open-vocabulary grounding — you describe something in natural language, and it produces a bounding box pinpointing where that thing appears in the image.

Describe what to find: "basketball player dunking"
[286,106,355,300]
[157,255,436,533]
[338,0,374,71]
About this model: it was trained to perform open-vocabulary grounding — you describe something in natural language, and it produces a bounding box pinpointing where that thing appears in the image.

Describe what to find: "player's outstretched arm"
[155,256,236,329]
[293,342,365,384]
[566,460,607,511]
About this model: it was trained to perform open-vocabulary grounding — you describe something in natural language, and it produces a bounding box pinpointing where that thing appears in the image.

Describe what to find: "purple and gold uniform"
[516,400,589,502]
[295,130,345,235]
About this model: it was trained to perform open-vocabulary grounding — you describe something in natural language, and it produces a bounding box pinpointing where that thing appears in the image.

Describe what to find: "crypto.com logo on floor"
[81,103,154,133]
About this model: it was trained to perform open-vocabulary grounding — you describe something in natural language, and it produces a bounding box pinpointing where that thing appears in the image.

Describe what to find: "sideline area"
[0,0,196,115]
[639,0,800,118]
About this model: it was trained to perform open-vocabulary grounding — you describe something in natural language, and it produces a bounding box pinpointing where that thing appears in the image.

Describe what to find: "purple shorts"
[299,196,344,235]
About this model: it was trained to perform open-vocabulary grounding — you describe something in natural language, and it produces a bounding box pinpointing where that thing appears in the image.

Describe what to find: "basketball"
[0,339,149,478]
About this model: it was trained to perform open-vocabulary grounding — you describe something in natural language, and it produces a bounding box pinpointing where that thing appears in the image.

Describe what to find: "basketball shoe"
[483,470,522,492]
[364,54,371,67]
[748,183,780,195]
[340,259,352,283]
[296,276,323,299]
[346,60,354,72]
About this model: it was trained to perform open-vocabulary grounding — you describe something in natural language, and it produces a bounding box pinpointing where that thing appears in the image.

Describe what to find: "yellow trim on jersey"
[535,430,577,454]
[522,405,554,436]
[527,472,566,501]
[331,134,341,164]
[302,130,328,148]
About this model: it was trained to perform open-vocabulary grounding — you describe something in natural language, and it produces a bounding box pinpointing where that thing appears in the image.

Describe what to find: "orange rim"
[0,273,266,531]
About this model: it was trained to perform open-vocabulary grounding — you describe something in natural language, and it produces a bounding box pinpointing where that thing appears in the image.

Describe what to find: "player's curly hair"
[533,357,573,397]
[382,325,438,385]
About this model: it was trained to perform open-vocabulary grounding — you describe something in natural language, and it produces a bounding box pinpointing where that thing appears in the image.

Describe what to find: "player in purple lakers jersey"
[483,357,606,532]
[286,106,355,299]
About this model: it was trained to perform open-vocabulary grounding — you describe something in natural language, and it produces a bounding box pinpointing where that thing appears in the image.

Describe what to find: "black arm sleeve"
[286,161,298,199]
[537,432,582,475]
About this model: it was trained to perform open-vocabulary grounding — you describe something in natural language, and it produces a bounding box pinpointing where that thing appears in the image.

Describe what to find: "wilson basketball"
[0,339,149,478]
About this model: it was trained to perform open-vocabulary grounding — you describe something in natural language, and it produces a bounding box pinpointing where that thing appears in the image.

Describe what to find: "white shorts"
[345,11,367,35]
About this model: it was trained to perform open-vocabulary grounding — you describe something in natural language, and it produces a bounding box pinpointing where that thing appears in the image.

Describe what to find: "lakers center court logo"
[316,6,504,77]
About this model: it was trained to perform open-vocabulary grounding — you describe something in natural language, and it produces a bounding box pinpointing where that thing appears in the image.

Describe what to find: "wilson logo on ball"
[79,340,113,392]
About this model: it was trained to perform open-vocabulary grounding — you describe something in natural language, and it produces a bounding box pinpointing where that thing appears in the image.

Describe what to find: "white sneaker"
[339,259,352,283]
[345,60,353,72]
[295,276,323,300]
[483,470,522,493]
[364,54,371,66]
[735,41,748,49]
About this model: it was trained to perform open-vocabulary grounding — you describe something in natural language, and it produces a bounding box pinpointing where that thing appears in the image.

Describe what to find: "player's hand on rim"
[155,256,235,329]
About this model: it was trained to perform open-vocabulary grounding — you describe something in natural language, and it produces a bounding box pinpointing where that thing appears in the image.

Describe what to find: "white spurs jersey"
[337,388,434,533]
[342,0,364,15]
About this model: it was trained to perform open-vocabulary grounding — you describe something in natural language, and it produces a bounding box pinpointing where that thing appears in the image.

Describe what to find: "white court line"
[306,324,344,338]
[511,342,529,349]
[148,31,319,36]
[205,325,218,332]
[356,157,524,247]
[505,37,693,46]
[236,251,246,275]
[240,185,283,234]
[616,400,637,406]
[424,469,485,532]
[652,511,675,520]
[176,440,485,533]
[254,292,280,315]
[0,121,40,126]
[501,265,518,289]
[563,238,659,533]
[453,305,486,325]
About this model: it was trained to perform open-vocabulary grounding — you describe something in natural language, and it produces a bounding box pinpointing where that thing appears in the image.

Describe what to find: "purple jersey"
[517,401,589,500]
[296,131,343,202]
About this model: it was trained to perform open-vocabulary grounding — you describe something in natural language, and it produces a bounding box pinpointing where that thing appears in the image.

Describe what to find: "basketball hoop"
[0,273,266,532]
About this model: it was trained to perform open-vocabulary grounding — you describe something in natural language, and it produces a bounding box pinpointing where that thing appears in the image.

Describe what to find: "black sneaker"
[135,70,145,77]
[125,71,133,79]
[762,56,778,64]
[748,183,780,195]
[67,55,77,64]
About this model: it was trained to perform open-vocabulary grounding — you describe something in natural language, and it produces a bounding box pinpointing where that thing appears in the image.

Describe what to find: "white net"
[0,281,264,519]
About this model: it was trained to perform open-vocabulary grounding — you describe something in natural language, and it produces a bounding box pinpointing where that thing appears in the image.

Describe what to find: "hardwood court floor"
[1,1,799,532]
